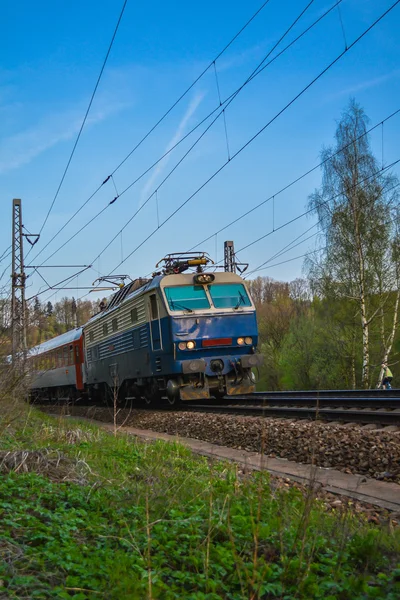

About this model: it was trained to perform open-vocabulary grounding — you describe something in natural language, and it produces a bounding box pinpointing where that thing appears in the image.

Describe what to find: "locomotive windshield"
[164,282,252,311]
[165,285,210,311]
[208,283,251,309]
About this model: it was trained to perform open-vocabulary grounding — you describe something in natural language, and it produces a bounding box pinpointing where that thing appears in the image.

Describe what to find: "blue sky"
[1,0,400,305]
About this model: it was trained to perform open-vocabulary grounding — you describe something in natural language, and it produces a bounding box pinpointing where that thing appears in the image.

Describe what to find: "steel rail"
[242,389,400,399]
[197,396,400,409]
[186,404,400,425]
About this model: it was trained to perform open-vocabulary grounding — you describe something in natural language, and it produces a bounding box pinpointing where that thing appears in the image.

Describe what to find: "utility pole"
[11,199,26,364]
[224,240,236,273]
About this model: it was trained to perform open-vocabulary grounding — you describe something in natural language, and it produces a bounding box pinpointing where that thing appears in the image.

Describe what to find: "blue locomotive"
[29,253,263,404]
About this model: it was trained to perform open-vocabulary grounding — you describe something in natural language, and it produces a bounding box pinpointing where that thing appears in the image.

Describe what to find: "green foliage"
[0,411,399,599]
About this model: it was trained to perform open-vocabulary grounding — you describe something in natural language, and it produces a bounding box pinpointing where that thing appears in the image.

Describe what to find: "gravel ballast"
[42,405,400,483]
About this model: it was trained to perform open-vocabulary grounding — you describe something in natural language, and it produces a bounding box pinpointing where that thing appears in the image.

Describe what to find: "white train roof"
[29,327,83,356]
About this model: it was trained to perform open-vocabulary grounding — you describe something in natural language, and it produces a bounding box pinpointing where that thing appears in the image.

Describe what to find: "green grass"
[0,407,399,599]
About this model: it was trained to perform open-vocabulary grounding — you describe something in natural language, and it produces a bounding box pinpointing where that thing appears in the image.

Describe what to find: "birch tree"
[307,100,399,388]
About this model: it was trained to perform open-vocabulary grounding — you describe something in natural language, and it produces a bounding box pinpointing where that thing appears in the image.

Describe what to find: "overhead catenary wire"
[128,163,400,283]
[252,248,326,271]
[104,1,400,277]
[27,0,274,264]
[26,266,92,302]
[223,160,400,265]
[246,225,321,274]
[28,0,338,266]
[250,195,400,275]
[30,0,130,245]
[35,175,400,305]
[28,1,400,300]
[246,179,400,277]
[20,103,400,299]
[108,0,274,176]
[0,250,12,264]
[81,0,318,268]
[33,139,400,302]
[187,105,400,252]
[0,245,12,261]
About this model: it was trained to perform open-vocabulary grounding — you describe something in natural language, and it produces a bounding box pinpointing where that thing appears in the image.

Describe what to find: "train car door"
[149,293,162,351]
[74,341,84,390]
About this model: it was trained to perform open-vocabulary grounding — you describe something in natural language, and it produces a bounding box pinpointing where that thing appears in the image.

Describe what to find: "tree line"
[0,296,100,354]
[248,275,399,390]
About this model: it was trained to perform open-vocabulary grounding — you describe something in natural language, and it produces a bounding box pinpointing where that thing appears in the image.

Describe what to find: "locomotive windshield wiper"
[234,292,246,310]
[171,301,193,313]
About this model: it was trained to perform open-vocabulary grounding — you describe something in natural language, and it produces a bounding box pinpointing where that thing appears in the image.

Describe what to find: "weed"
[0,405,399,599]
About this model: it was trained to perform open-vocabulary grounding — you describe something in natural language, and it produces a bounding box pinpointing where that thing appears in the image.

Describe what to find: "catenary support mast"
[11,199,27,364]
[224,241,236,273]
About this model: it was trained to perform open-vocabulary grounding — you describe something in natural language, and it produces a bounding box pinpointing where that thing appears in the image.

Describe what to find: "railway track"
[187,389,400,425]
[37,389,400,426]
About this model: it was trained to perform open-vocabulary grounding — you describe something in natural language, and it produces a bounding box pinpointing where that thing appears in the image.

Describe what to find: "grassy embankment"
[0,397,399,600]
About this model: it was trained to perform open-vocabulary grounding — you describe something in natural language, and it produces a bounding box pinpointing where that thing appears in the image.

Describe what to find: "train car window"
[69,345,74,365]
[164,286,210,311]
[112,318,118,332]
[63,346,68,366]
[208,283,252,309]
[103,322,108,336]
[150,295,158,320]
[131,307,139,323]
[52,351,56,369]
[57,349,62,367]
[89,330,94,343]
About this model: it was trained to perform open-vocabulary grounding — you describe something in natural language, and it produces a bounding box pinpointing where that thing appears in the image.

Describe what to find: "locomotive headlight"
[237,337,245,345]
[245,337,253,345]
[178,341,196,350]
[194,273,215,284]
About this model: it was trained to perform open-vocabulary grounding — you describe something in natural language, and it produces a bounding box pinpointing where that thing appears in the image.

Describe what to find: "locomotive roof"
[29,327,83,356]
[85,271,249,327]
[159,271,246,287]
[85,275,163,326]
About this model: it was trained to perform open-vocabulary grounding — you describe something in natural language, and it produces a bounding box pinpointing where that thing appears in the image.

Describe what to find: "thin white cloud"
[217,41,269,73]
[0,99,130,174]
[139,92,205,206]
[329,70,400,100]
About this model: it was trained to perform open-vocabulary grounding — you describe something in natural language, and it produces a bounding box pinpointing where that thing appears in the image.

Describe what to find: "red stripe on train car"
[202,338,232,347]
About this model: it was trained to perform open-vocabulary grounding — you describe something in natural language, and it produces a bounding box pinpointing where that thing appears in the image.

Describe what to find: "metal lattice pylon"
[11,199,27,363]
[224,241,236,273]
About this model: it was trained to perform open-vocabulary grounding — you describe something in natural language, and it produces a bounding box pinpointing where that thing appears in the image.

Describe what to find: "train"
[28,253,263,405]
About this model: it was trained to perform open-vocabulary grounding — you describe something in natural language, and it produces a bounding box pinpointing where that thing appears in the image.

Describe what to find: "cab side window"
[150,294,158,320]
